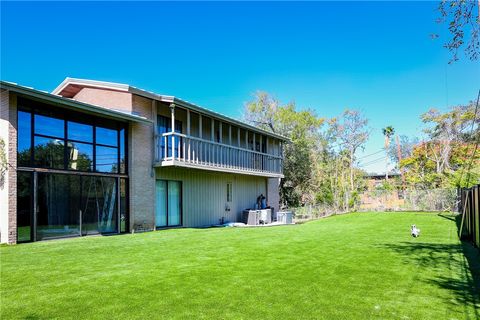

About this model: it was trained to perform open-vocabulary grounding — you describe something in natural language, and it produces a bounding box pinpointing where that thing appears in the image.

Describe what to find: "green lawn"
[1,212,479,320]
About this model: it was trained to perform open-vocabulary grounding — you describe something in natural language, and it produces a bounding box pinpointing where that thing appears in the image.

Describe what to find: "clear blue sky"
[1,1,478,173]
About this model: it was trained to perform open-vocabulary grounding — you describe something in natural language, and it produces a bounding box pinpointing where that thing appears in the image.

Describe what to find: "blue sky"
[1,1,478,173]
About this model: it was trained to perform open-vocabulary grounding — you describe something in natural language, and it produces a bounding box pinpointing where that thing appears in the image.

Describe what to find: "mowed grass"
[1,212,479,320]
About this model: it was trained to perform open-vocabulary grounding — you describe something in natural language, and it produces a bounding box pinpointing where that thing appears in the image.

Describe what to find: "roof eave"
[171,97,289,142]
[50,78,289,141]
[1,81,151,124]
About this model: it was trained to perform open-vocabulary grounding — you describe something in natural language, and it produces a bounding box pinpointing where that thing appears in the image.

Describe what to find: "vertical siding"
[155,167,267,227]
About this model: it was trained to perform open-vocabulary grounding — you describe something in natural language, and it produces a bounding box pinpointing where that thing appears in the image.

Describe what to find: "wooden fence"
[459,184,480,248]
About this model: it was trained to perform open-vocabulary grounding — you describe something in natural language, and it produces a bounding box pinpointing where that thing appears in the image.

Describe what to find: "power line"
[356,149,385,160]
[357,156,386,167]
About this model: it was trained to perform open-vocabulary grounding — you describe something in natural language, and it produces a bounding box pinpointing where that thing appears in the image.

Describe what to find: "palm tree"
[382,126,395,180]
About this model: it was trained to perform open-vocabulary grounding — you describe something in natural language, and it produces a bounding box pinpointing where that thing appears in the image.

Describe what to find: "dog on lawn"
[411,224,420,238]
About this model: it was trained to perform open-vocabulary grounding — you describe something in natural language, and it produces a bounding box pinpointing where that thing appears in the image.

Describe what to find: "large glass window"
[96,127,118,147]
[36,173,119,240]
[17,171,32,242]
[68,121,93,143]
[17,99,129,242]
[34,114,64,138]
[120,178,128,232]
[119,128,125,174]
[68,141,93,171]
[17,106,126,174]
[17,111,32,167]
[96,145,119,173]
[155,180,167,227]
[37,173,80,240]
[168,181,182,226]
[81,176,118,235]
[33,136,65,169]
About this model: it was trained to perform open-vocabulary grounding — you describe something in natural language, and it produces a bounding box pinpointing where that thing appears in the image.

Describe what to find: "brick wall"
[0,90,17,244]
[73,87,133,111]
[129,95,155,232]
[8,95,17,243]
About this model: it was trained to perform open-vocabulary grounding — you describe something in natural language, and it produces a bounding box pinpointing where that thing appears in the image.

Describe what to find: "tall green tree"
[382,126,395,180]
[245,93,324,207]
[400,99,480,188]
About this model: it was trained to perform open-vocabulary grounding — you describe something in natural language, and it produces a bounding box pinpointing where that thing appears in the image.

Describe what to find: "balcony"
[154,132,283,177]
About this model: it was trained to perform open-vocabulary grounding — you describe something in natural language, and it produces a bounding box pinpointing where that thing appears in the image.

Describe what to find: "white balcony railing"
[155,132,283,175]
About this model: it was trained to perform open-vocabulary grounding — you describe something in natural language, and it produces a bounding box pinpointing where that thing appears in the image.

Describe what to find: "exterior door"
[81,176,118,236]
[156,180,182,227]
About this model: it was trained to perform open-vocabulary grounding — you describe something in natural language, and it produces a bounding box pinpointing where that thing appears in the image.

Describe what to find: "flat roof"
[52,77,289,141]
[1,81,151,124]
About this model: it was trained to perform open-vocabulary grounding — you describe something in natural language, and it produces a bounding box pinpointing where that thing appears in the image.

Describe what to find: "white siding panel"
[155,167,267,227]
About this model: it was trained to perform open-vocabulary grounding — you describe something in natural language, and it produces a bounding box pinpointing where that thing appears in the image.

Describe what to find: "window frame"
[17,98,128,175]
[155,179,183,228]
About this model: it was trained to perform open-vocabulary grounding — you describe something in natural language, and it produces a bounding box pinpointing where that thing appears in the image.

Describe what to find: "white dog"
[411,224,420,238]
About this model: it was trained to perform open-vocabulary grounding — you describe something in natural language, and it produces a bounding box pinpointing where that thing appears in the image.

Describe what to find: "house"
[359,172,404,210]
[0,78,286,244]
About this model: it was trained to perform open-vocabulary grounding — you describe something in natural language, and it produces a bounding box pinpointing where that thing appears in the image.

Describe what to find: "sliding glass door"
[32,172,119,240]
[80,176,118,236]
[156,180,182,228]
[37,173,81,240]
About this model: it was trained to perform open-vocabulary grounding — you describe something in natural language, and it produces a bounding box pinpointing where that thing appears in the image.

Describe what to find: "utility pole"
[396,135,406,191]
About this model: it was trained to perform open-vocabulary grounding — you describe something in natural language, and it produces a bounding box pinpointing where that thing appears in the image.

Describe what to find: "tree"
[437,0,480,63]
[329,110,369,209]
[244,91,279,133]
[382,126,395,180]
[245,93,324,207]
[400,99,480,188]
[388,135,419,165]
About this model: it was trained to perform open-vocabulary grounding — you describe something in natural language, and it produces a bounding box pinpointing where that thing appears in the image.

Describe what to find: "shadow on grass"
[380,241,479,319]
[379,214,480,319]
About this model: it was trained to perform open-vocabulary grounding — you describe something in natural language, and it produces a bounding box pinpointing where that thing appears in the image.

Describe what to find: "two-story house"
[0,78,286,244]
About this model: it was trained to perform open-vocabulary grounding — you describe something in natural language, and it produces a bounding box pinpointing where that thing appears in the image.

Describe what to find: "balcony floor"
[154,159,284,178]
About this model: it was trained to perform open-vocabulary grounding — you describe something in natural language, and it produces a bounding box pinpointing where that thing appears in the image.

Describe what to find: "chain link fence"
[359,188,458,212]
[288,188,458,223]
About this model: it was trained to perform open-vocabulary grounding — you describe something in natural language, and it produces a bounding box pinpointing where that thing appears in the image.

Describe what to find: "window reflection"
[34,136,65,169]
[119,128,125,173]
[18,111,32,167]
[19,108,126,173]
[37,173,80,240]
[96,127,118,146]
[68,121,93,143]
[34,114,64,138]
[120,178,127,232]
[17,171,32,242]
[68,141,93,171]
[96,145,118,173]
[81,176,118,234]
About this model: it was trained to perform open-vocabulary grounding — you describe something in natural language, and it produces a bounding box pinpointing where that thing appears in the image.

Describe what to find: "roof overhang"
[52,77,289,142]
[1,81,151,124]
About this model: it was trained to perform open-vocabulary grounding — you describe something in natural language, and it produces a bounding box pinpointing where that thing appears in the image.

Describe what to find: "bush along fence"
[459,184,480,248]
